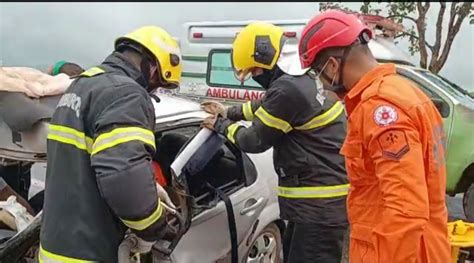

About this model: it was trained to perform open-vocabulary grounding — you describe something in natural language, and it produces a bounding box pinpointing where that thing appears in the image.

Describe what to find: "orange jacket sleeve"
[362,99,429,263]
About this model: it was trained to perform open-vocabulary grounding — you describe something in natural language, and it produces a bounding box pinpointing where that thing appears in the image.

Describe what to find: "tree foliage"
[319,2,473,73]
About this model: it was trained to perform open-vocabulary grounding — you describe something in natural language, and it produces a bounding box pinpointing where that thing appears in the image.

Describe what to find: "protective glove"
[129,233,156,254]
[0,210,16,230]
[200,101,227,118]
[134,207,179,243]
[201,115,218,131]
[156,183,176,210]
[201,115,235,137]
[132,183,176,242]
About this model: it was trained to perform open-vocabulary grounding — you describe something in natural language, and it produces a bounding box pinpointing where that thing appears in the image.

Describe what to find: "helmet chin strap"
[138,57,151,91]
[328,66,346,97]
[119,41,155,91]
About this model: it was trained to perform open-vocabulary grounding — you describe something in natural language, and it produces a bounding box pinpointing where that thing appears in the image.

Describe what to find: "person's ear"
[325,57,340,77]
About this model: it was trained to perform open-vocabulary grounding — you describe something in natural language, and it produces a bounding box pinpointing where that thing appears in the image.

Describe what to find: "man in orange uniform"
[298,10,451,263]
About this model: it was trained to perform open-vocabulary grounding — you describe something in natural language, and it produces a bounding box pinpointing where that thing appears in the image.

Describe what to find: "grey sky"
[1,2,472,90]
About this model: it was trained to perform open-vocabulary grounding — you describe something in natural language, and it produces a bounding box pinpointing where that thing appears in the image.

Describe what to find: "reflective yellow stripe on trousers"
[278,184,350,199]
[47,124,93,153]
[91,127,156,156]
[39,245,95,263]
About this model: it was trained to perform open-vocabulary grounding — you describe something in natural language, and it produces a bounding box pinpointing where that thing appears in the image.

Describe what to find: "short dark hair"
[311,46,346,70]
[59,62,85,77]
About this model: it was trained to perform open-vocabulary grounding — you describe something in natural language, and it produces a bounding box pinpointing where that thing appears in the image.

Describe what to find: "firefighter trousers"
[283,221,348,263]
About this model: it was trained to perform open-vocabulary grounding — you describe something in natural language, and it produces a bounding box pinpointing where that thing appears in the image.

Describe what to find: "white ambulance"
[174,15,474,225]
[174,15,414,105]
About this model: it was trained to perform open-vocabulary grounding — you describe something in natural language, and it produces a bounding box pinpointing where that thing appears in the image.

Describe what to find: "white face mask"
[314,60,327,89]
[314,57,347,99]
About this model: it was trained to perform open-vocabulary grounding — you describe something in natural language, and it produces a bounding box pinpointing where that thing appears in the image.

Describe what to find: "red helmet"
[299,10,373,68]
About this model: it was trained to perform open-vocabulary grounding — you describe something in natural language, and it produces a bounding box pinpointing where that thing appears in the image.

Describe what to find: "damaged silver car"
[0,91,284,263]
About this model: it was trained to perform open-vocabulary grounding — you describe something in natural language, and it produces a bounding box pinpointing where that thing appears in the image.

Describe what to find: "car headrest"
[155,133,189,162]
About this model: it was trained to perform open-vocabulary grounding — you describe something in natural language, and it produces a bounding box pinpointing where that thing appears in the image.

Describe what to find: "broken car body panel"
[0,93,281,262]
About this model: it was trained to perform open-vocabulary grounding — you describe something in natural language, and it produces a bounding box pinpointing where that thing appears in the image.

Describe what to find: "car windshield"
[414,69,474,100]
[437,74,474,100]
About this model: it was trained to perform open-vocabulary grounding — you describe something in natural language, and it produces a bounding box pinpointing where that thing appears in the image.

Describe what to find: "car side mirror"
[432,98,450,118]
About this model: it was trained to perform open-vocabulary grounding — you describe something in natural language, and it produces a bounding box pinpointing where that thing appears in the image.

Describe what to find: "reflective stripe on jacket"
[40,52,165,262]
[221,72,349,224]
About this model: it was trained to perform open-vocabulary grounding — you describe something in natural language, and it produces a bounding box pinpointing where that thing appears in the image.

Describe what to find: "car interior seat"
[153,132,189,184]
[154,131,242,203]
[185,142,242,200]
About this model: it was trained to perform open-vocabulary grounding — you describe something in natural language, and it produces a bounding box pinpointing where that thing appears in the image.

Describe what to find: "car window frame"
[396,67,452,118]
[156,122,257,190]
[414,69,472,100]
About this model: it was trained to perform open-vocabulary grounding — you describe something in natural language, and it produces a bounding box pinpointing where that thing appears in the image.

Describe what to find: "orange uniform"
[341,64,451,263]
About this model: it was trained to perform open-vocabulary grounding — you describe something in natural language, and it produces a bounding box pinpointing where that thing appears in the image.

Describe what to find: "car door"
[396,67,454,140]
[170,129,269,263]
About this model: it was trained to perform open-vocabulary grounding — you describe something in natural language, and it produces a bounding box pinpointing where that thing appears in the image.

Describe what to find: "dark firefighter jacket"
[39,52,166,262]
[216,72,349,225]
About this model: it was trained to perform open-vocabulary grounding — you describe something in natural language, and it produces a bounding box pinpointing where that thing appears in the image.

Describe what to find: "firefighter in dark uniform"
[202,22,349,263]
[39,26,182,262]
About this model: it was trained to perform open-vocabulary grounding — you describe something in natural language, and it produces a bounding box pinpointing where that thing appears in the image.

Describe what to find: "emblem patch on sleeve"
[374,105,398,126]
[378,129,410,160]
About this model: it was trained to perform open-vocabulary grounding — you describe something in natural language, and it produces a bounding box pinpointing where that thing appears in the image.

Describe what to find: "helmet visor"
[231,48,252,84]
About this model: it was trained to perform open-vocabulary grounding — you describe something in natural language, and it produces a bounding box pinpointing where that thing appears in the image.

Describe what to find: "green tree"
[319,2,473,73]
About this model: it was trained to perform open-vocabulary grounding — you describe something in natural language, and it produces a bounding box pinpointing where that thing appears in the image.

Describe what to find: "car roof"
[152,94,209,125]
[394,64,424,71]
[368,38,414,65]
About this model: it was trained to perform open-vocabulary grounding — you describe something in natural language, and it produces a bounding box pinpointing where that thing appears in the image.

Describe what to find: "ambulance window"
[206,49,263,90]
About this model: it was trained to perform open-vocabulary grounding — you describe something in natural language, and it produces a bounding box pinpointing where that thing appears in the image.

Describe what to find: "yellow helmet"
[232,22,285,77]
[115,26,182,88]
